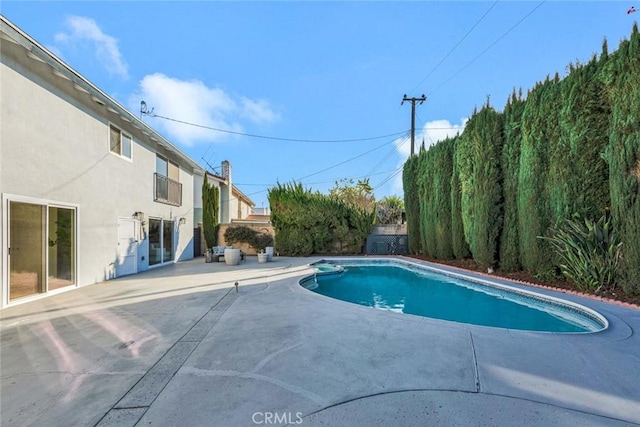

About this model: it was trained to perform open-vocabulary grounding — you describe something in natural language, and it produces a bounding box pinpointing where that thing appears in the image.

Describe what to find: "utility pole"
[401,94,426,156]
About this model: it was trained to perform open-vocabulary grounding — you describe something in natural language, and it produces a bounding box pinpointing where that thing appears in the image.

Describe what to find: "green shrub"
[539,212,622,292]
[268,182,373,256]
[224,226,274,252]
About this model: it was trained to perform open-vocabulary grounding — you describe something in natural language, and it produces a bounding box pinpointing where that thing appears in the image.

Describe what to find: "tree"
[403,155,423,255]
[329,178,376,213]
[499,89,525,271]
[450,137,471,259]
[456,102,504,267]
[202,175,220,249]
[375,195,404,224]
[518,81,554,274]
[602,23,640,293]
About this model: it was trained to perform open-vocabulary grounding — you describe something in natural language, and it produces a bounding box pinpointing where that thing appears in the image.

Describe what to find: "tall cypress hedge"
[401,24,639,292]
[543,73,570,229]
[499,90,524,271]
[403,154,423,254]
[450,136,471,259]
[560,53,610,219]
[415,139,455,259]
[431,138,455,259]
[518,82,554,274]
[602,24,640,293]
[456,102,504,267]
[417,147,437,257]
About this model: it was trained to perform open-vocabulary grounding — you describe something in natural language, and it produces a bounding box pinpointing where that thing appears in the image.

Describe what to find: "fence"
[365,234,408,255]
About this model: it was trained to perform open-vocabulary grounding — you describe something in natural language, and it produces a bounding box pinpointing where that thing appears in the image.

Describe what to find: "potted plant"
[204,249,213,263]
[257,250,268,263]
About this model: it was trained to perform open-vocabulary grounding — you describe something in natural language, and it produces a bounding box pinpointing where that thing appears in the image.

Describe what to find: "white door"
[117,219,137,277]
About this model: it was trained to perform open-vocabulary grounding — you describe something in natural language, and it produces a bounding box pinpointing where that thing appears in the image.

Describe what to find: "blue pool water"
[303,261,605,333]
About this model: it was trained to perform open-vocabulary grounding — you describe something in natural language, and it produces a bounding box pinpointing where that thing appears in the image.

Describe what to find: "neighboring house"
[0,16,204,308]
[193,161,257,254]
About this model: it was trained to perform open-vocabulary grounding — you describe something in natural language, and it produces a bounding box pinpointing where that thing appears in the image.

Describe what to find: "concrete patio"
[1,256,638,426]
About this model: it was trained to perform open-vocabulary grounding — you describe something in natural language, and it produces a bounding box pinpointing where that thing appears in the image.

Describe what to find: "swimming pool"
[302,258,607,333]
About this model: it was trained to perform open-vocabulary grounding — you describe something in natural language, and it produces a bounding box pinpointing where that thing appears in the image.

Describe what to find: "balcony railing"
[154,173,182,206]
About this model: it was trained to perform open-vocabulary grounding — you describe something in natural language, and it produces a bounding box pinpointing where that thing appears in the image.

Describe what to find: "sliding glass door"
[48,206,76,290]
[9,202,45,300]
[149,218,175,266]
[163,220,175,262]
[8,200,76,301]
[149,218,162,266]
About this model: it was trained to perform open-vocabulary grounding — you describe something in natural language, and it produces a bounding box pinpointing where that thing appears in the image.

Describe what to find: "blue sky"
[2,1,637,208]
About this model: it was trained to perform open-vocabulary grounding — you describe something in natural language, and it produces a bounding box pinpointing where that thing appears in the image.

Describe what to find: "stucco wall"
[217,223,274,255]
[1,45,195,305]
[371,224,408,235]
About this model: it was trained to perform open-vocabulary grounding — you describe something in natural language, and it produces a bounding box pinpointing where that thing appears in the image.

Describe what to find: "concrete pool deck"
[1,256,639,426]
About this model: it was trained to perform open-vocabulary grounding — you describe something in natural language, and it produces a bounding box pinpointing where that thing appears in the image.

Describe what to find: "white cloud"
[133,74,279,146]
[391,118,467,195]
[54,16,128,79]
[241,98,281,123]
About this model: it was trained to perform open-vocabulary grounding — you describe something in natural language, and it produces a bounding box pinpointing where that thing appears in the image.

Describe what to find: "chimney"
[220,160,232,223]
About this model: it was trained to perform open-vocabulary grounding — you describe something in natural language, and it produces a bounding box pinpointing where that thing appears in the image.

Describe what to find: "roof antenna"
[201,157,217,174]
[140,100,154,120]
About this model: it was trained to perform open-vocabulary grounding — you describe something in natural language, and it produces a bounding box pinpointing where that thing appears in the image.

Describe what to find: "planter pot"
[257,253,268,263]
[224,249,241,266]
[265,246,274,261]
[205,252,213,263]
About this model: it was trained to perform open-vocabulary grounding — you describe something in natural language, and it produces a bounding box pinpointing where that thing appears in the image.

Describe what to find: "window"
[156,155,168,176]
[156,155,178,179]
[154,155,182,206]
[168,160,179,181]
[110,125,132,159]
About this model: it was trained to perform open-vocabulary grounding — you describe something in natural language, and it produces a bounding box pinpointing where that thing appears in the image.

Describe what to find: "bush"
[224,226,274,252]
[268,182,373,256]
[539,212,622,292]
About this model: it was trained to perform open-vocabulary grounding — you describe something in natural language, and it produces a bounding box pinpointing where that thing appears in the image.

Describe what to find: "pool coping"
[396,255,640,310]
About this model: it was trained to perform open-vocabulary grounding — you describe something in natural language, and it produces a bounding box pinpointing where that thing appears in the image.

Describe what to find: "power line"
[234,169,399,187]
[410,0,500,93]
[416,111,437,148]
[367,134,409,177]
[428,0,546,97]
[295,137,396,181]
[373,167,404,191]
[242,135,400,198]
[142,110,409,143]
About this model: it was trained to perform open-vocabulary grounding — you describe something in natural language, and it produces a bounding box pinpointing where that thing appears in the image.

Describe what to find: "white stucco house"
[0,16,207,308]
[193,161,256,254]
